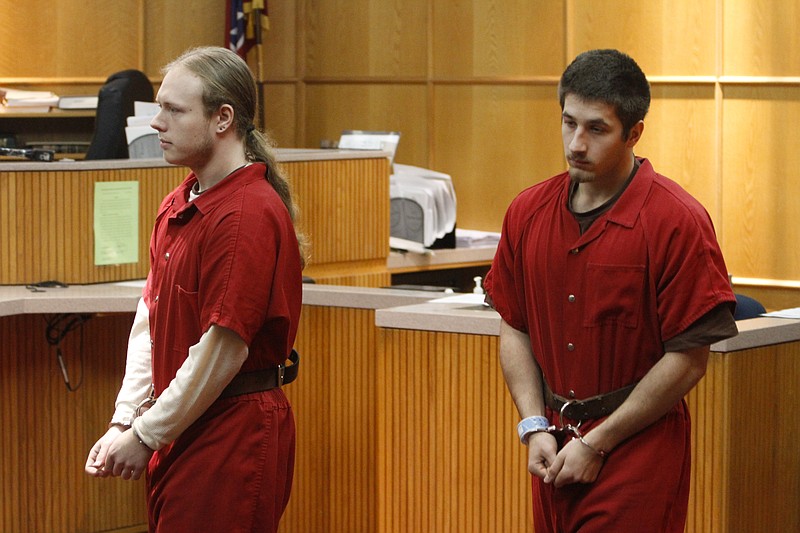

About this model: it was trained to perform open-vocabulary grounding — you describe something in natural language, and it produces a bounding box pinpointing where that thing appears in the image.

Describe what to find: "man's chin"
[568,168,594,184]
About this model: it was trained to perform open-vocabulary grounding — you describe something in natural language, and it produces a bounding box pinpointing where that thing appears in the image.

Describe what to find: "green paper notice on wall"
[94,181,139,266]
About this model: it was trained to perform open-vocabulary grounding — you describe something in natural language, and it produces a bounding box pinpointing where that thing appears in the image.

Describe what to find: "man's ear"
[215,104,235,133]
[626,120,644,148]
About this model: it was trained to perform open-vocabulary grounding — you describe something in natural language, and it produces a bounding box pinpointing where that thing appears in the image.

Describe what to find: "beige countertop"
[301,284,442,309]
[0,281,437,317]
[375,296,800,353]
[4,281,797,353]
[0,281,145,317]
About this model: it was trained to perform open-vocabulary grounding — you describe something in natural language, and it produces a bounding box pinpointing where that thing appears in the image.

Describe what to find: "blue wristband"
[517,416,549,444]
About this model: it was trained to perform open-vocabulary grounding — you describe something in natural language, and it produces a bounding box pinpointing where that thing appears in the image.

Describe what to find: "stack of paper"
[455,228,501,248]
[125,102,160,158]
[58,95,99,110]
[0,87,59,113]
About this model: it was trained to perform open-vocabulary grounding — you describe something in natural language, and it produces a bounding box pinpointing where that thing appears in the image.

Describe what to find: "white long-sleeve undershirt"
[111,297,249,450]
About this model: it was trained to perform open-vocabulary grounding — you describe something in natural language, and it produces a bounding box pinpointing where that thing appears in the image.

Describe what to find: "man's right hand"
[527,432,558,479]
[84,425,125,477]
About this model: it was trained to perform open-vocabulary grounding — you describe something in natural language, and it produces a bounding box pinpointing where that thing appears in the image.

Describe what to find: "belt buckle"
[559,399,582,430]
[277,364,285,388]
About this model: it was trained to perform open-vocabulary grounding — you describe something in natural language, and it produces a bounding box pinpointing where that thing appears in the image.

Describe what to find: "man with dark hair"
[485,49,737,532]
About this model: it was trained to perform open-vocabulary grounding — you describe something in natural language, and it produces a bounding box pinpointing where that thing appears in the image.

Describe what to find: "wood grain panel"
[0,0,141,78]
[721,86,800,280]
[636,84,719,221]
[286,157,390,267]
[378,329,533,533]
[304,84,429,167]
[1,157,389,287]
[0,167,185,285]
[377,330,532,533]
[0,313,146,533]
[301,267,391,289]
[432,84,565,232]
[280,305,380,533]
[687,343,800,533]
[261,0,299,79]
[723,0,800,76]
[567,0,715,76]
[263,83,298,149]
[433,0,565,78]
[304,0,428,78]
[142,0,224,77]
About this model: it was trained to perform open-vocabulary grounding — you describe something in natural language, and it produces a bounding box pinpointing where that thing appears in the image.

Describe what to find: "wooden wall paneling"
[377,328,533,533]
[636,84,719,221]
[0,0,141,78]
[0,313,146,533]
[432,0,566,79]
[566,0,715,76]
[263,83,299,149]
[721,86,800,281]
[261,0,299,79]
[142,0,224,77]
[304,0,428,78]
[303,84,429,166]
[432,84,565,232]
[723,0,800,76]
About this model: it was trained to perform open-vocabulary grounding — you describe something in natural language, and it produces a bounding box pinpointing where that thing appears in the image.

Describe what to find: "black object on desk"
[0,146,55,161]
[85,69,153,160]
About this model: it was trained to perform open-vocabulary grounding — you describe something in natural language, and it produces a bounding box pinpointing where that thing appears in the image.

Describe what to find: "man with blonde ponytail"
[85,46,304,532]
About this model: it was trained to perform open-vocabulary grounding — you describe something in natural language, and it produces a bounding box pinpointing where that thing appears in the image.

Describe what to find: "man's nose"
[569,129,587,153]
[150,112,165,132]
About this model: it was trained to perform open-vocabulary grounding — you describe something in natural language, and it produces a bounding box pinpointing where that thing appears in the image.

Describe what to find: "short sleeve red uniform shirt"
[144,163,302,395]
[486,158,735,400]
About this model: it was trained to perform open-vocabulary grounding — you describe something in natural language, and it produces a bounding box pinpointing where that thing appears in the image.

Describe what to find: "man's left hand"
[543,437,604,488]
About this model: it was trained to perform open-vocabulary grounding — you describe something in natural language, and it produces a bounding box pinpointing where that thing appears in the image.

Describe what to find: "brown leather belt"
[543,378,637,422]
[219,350,300,399]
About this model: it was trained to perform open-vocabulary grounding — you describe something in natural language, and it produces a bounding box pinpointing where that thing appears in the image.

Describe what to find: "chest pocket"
[172,284,202,354]
[583,263,645,329]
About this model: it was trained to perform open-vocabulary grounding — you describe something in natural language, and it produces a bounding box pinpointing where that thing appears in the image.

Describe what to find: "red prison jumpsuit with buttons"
[485,158,736,532]
[143,163,302,532]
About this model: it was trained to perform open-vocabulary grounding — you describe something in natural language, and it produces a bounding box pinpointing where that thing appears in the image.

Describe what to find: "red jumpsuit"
[143,164,302,532]
[485,158,736,532]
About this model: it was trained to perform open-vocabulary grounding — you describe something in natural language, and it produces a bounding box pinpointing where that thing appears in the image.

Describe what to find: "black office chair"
[85,70,154,160]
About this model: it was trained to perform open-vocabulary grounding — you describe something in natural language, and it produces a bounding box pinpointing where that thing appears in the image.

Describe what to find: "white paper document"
[761,307,800,319]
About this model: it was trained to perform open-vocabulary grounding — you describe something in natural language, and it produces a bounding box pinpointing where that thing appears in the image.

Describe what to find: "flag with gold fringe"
[226,0,269,58]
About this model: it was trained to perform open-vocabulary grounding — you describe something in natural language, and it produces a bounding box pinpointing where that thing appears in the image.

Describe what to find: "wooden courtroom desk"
[6,281,797,533]
[0,283,436,533]
[0,149,391,288]
[375,300,800,533]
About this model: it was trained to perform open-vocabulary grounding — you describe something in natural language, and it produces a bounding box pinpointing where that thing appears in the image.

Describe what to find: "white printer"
[337,130,457,249]
[390,164,456,248]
